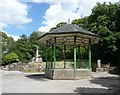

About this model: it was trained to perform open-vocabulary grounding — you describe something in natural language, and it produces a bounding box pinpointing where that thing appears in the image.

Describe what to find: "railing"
[77,59,89,69]
[46,59,89,69]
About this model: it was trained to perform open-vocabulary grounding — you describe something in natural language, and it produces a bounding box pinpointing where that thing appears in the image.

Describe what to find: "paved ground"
[1,70,120,93]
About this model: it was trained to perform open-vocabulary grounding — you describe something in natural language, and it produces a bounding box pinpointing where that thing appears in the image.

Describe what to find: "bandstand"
[38,24,99,79]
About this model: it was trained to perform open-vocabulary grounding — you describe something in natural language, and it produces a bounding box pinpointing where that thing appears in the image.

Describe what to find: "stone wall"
[22,62,45,72]
[45,69,92,80]
[1,62,45,72]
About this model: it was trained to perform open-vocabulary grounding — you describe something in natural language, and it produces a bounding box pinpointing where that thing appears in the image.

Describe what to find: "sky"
[0,0,119,41]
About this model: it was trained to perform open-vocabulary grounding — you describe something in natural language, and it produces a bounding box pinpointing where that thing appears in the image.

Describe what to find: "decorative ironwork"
[80,38,85,44]
[62,37,67,45]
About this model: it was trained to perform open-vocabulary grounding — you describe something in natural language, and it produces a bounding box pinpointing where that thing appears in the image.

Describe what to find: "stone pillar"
[97,59,101,68]
[36,45,39,63]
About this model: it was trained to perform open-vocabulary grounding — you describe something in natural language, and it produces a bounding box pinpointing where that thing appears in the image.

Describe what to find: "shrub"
[3,52,19,64]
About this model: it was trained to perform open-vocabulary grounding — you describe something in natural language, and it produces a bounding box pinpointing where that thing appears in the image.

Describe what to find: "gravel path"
[1,70,120,93]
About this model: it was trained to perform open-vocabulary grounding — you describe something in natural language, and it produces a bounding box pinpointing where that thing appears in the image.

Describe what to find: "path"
[1,70,120,93]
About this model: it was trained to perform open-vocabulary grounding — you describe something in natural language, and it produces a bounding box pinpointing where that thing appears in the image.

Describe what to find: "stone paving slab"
[1,70,120,93]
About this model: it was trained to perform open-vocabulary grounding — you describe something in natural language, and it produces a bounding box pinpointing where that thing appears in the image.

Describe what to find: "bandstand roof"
[38,24,99,46]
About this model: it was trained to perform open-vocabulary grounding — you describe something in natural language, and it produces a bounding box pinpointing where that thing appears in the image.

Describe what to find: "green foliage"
[14,34,33,63]
[72,2,120,65]
[1,2,120,67]
[3,52,18,64]
[1,31,15,52]
[1,31,46,63]
[49,22,67,32]
[0,32,2,65]
[72,17,89,29]
[28,32,39,45]
[2,32,9,51]
[29,32,47,60]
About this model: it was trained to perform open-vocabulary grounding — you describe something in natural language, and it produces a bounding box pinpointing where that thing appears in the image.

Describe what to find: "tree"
[28,31,39,45]
[14,34,32,63]
[1,31,15,53]
[72,2,120,66]
[49,22,67,32]
[72,16,89,29]
[0,31,2,66]
[89,2,120,65]
[3,52,19,65]
[28,31,46,59]
[2,32,9,52]
[1,31,17,65]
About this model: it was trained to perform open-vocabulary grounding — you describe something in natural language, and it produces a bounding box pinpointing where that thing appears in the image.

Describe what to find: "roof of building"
[38,24,99,45]
[51,24,98,36]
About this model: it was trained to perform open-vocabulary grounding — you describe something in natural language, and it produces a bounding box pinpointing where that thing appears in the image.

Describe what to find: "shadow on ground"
[25,74,49,81]
[109,67,120,75]
[74,75,120,94]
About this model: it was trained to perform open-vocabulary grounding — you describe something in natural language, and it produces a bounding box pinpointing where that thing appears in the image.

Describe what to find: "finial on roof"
[68,18,70,24]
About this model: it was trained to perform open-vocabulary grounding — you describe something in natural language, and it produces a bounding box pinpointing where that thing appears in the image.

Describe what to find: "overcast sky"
[0,0,119,41]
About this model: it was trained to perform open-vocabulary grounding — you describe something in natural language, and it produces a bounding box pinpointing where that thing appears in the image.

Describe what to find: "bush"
[3,52,19,65]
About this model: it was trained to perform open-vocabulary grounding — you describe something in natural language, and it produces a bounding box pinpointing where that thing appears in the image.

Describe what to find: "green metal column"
[78,45,80,68]
[46,41,48,69]
[64,45,66,69]
[51,44,53,69]
[89,39,91,70]
[74,36,77,70]
[53,37,56,69]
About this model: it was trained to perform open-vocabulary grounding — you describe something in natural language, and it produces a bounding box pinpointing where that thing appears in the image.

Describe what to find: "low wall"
[45,69,92,80]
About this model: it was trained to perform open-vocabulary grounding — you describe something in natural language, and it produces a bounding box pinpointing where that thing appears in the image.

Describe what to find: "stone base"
[45,69,92,80]
[96,68,104,72]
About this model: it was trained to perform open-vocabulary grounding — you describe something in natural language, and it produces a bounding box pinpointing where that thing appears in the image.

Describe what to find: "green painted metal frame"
[74,36,77,70]
[53,37,56,69]
[88,39,91,70]
[45,36,92,70]
[78,45,80,68]
[64,45,66,69]
[46,41,48,69]
[51,44,53,69]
